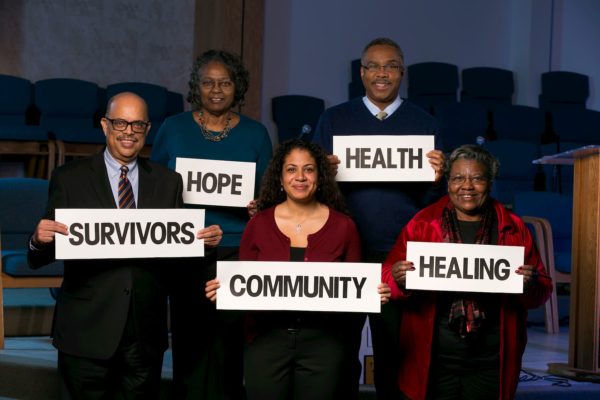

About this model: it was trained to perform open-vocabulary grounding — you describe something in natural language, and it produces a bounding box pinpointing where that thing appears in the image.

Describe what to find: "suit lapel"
[137,158,155,209]
[90,151,119,208]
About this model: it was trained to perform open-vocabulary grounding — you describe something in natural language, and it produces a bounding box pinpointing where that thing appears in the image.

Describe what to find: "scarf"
[441,201,495,338]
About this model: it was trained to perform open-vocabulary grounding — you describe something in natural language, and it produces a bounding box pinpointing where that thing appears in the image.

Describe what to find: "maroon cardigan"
[240,205,361,263]
[381,195,552,400]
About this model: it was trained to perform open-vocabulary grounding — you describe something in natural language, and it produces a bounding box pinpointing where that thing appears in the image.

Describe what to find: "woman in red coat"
[382,144,552,400]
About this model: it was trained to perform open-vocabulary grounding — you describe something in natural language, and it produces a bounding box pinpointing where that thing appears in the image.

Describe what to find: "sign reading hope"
[55,209,205,259]
[216,261,381,313]
[406,241,525,293]
[176,157,256,207]
[333,135,435,181]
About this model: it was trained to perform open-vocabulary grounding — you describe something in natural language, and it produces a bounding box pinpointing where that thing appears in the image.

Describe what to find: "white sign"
[333,135,435,182]
[55,209,205,259]
[176,157,256,207]
[216,261,381,313]
[405,241,524,293]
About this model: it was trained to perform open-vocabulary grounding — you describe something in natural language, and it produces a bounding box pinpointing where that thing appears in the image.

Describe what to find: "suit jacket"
[28,151,184,360]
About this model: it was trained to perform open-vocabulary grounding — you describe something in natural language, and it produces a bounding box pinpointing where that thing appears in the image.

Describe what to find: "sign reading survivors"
[405,241,525,293]
[216,261,381,313]
[176,157,256,207]
[333,135,435,181]
[55,209,205,259]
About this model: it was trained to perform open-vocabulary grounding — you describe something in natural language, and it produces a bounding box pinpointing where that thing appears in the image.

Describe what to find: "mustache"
[372,79,392,85]
[117,135,139,142]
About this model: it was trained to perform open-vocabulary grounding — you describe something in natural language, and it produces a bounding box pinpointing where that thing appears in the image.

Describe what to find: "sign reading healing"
[405,241,524,293]
[55,209,205,259]
[333,135,435,181]
[176,157,256,207]
[216,261,381,313]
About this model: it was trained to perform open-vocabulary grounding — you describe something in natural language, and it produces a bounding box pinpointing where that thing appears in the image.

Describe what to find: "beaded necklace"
[196,110,232,142]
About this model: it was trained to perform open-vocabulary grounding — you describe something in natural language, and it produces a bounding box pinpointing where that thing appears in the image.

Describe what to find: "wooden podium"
[534,145,600,381]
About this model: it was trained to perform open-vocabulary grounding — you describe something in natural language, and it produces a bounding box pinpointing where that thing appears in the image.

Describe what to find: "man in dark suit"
[28,92,222,399]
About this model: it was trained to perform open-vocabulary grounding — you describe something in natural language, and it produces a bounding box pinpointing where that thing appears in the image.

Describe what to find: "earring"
[280,186,284,192]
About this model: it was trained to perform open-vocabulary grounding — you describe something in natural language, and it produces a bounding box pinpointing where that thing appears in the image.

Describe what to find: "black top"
[432,216,501,370]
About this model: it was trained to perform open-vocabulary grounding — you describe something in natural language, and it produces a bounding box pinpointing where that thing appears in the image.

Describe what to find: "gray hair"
[444,144,500,183]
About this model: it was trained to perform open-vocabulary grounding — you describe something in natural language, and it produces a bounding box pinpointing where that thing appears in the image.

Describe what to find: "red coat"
[381,196,552,400]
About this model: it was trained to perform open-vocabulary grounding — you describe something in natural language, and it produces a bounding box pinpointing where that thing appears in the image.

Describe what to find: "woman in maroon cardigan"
[381,144,552,400]
[207,139,390,400]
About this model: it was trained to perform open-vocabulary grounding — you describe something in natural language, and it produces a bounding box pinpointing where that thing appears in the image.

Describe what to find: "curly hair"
[257,139,349,214]
[444,144,500,183]
[187,49,249,110]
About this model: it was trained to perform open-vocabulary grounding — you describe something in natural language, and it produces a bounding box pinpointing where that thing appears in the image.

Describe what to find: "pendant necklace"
[196,110,232,142]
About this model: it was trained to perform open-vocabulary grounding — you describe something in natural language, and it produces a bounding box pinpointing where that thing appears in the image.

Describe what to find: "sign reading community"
[333,135,435,181]
[405,241,525,293]
[176,157,256,207]
[216,261,381,313]
[55,209,205,259]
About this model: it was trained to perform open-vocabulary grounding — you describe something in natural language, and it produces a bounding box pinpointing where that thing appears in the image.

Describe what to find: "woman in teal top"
[151,49,272,400]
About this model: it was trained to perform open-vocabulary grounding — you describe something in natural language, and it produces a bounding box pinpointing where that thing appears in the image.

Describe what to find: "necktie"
[376,111,388,121]
[118,166,136,209]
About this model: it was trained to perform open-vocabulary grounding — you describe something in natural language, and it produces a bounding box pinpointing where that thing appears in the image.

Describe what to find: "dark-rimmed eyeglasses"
[361,63,403,73]
[104,118,149,134]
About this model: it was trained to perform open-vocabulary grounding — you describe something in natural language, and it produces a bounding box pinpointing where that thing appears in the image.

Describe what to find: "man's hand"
[197,224,223,248]
[426,149,445,183]
[327,154,340,176]
[32,219,68,247]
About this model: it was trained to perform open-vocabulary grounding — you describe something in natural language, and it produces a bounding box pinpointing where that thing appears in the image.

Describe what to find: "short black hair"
[361,37,405,65]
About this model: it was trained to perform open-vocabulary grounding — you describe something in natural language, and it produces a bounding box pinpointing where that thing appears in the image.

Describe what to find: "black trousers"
[58,306,163,400]
[169,247,246,400]
[244,327,345,400]
[364,249,403,400]
[425,363,499,400]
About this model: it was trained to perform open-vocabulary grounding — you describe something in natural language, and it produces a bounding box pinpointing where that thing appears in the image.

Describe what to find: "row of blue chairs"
[0,75,184,176]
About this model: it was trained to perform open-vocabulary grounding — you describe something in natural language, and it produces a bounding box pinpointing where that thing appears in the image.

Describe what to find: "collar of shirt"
[104,149,139,206]
[362,95,403,118]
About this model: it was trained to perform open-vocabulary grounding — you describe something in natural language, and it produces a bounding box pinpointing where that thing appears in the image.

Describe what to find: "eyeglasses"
[448,175,489,186]
[361,63,403,73]
[105,118,149,134]
[200,80,234,90]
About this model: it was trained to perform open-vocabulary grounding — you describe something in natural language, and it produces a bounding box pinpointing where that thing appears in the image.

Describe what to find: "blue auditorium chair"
[35,78,105,166]
[0,178,63,349]
[492,105,545,144]
[167,90,184,117]
[106,82,168,146]
[272,95,325,144]
[513,191,573,332]
[407,62,459,113]
[433,102,488,153]
[552,108,600,150]
[0,74,54,178]
[348,59,365,100]
[461,67,514,111]
[484,140,541,206]
[539,71,589,112]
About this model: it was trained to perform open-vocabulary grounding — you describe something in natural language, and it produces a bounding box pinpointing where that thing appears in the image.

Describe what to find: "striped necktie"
[376,111,388,120]
[118,166,136,209]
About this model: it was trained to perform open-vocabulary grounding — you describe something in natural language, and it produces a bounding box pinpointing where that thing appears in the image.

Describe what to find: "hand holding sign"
[378,283,391,304]
[205,278,220,303]
[32,219,68,247]
[516,264,540,291]
[197,224,223,248]
[426,149,445,183]
[390,260,415,290]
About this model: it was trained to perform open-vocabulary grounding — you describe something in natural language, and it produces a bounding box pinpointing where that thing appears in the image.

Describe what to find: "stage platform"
[1,289,599,399]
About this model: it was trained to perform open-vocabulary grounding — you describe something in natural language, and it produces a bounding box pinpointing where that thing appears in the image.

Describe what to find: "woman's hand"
[197,224,223,248]
[327,154,340,176]
[516,264,538,291]
[205,279,221,303]
[391,260,415,290]
[378,283,391,304]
